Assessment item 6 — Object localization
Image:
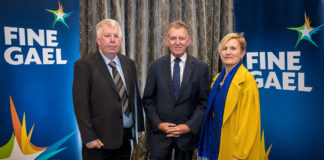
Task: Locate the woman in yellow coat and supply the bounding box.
[198,33,261,160]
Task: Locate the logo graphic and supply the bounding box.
[261,130,272,160]
[0,97,75,159]
[287,12,324,48]
[46,1,72,28]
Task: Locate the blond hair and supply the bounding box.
[218,33,246,54]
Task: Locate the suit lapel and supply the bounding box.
[94,52,119,95]
[177,55,194,99]
[119,54,132,96]
[163,55,176,101]
[222,65,245,125]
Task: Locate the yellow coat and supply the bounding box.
[212,64,261,160]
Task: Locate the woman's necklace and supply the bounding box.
[220,73,228,86]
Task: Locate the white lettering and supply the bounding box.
[4,47,23,65]
[251,71,263,87]
[268,51,285,70]
[2,27,68,66]
[282,72,296,91]
[260,52,266,70]
[19,28,26,46]
[298,73,312,92]
[25,48,42,64]
[55,48,67,64]
[246,52,258,69]
[46,30,58,47]
[27,29,45,46]
[4,27,17,45]
[43,48,55,64]
[245,51,311,92]
[264,72,281,89]
[287,51,302,70]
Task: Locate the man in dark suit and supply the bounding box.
[73,19,144,160]
[142,20,209,160]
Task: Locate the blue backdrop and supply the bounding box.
[0,0,81,159]
[234,0,324,159]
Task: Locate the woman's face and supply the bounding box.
[220,38,245,68]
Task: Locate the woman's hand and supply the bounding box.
[232,157,240,160]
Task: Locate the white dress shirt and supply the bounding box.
[171,53,187,85]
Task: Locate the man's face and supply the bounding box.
[96,24,122,57]
[166,27,191,57]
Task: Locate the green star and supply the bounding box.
[288,12,324,48]
[46,2,72,28]
[288,23,317,48]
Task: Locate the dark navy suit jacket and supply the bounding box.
[143,54,209,150]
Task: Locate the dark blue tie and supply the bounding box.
[173,58,181,98]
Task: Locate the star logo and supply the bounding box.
[46,1,72,28]
[287,12,324,48]
[0,96,75,159]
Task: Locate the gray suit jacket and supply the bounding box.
[73,52,144,149]
[143,54,209,150]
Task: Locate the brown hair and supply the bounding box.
[168,20,189,37]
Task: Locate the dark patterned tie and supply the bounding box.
[109,61,130,116]
[173,58,181,98]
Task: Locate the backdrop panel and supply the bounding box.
[234,0,324,159]
[0,0,81,159]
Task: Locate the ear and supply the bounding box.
[96,37,100,45]
[165,37,169,46]
[187,36,192,45]
[241,50,246,59]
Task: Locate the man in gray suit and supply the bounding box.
[143,20,209,160]
[73,19,144,160]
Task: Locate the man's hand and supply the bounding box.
[157,122,177,133]
[138,131,145,137]
[166,124,191,137]
[86,139,104,149]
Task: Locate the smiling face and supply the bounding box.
[166,27,191,57]
[220,38,246,69]
[96,24,122,59]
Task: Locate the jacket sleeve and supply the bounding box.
[233,73,261,159]
[131,60,145,132]
[185,63,210,135]
[142,63,162,131]
[72,60,98,144]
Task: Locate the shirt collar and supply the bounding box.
[171,53,187,63]
[99,51,120,66]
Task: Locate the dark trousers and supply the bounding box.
[150,141,194,160]
[82,128,132,160]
